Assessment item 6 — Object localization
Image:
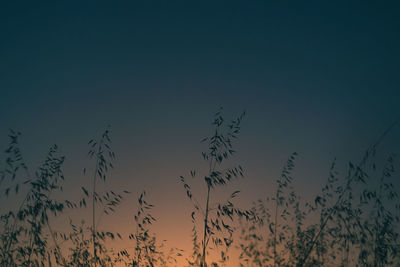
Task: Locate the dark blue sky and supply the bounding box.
[1,1,400,259]
[1,1,399,128]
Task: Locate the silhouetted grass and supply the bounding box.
[238,123,400,267]
[1,114,399,266]
[180,109,256,266]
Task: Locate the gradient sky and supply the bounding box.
[1,1,400,265]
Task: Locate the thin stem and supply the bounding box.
[92,142,102,267]
[201,183,211,267]
[46,220,67,266]
[200,139,218,267]
[273,188,279,267]
[25,215,36,265]
[92,164,98,266]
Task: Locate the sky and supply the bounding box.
[1,1,400,265]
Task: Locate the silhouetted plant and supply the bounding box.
[239,152,302,267]
[180,108,255,267]
[239,123,400,267]
[1,115,398,267]
[64,218,118,267]
[64,127,127,267]
[115,191,182,266]
[0,130,67,266]
[87,127,115,266]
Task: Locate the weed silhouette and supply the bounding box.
[1,115,399,266]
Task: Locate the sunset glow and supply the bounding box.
[1,1,400,266]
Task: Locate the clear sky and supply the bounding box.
[1,1,400,265]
